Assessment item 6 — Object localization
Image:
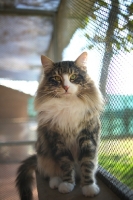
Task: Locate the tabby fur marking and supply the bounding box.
[16,52,104,200]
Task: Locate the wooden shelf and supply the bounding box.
[36,172,120,200]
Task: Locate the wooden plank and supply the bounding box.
[36,171,120,200]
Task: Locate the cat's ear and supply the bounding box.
[41,55,54,72]
[75,52,88,71]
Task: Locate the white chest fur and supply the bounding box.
[37,97,88,133]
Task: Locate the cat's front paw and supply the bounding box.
[58,182,75,193]
[82,183,100,197]
[49,177,62,189]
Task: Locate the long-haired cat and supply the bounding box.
[16,52,104,200]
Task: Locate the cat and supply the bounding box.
[16,52,104,200]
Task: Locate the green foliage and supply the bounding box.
[99,138,133,189]
[127,2,133,15]
[127,19,133,31]
[88,44,94,50]
[84,0,133,53]
[97,0,108,8]
[99,153,133,189]
[127,34,133,42]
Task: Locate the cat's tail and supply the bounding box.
[15,154,37,200]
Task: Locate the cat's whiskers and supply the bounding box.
[83,82,88,86]
[53,94,59,99]
[36,91,55,101]
[78,93,89,103]
[49,90,60,99]
[77,83,89,90]
[83,82,93,88]
[38,90,54,94]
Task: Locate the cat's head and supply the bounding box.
[35,52,103,111]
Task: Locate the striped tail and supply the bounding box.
[16,155,37,200]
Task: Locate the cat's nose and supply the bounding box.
[63,85,69,92]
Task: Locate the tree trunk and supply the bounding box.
[99,0,119,97]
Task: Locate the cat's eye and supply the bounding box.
[70,74,77,81]
[54,76,61,82]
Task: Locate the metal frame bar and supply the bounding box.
[53,12,58,61]
[98,166,133,200]
[0,8,55,16]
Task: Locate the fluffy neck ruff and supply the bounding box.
[35,94,102,133]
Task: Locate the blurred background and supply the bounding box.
[0,0,133,199]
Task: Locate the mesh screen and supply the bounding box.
[61,0,133,199]
[0,0,133,199]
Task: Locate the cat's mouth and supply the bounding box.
[62,92,73,96]
[63,92,71,95]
